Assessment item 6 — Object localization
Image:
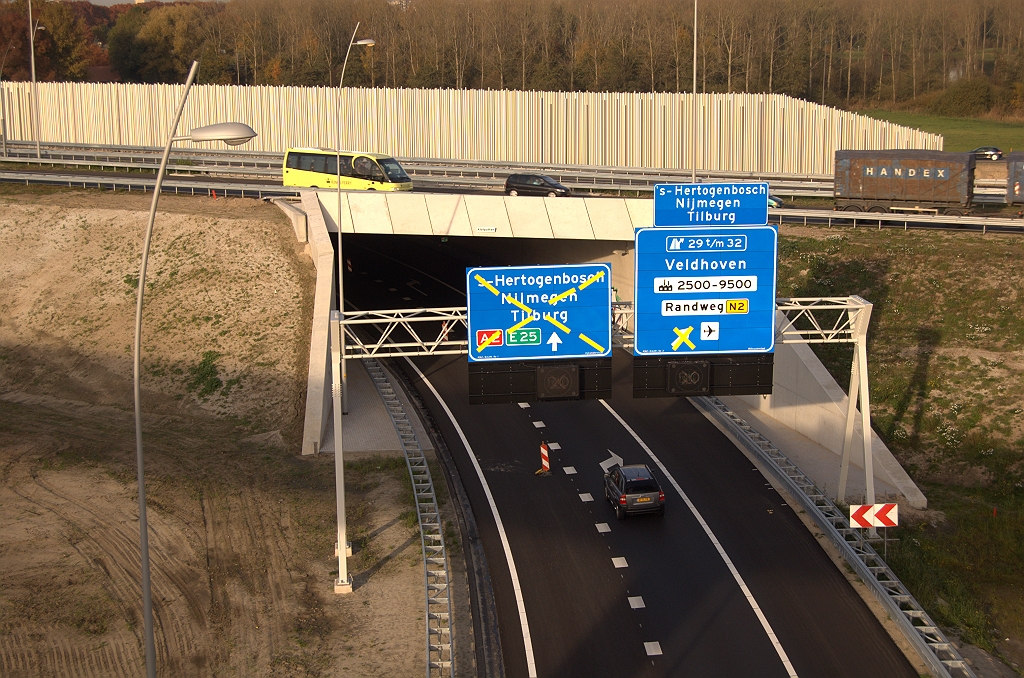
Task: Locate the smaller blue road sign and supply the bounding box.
[634,226,777,355]
[654,182,769,227]
[467,263,612,362]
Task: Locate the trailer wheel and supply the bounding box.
[943,208,964,217]
[842,205,863,212]
[868,205,888,213]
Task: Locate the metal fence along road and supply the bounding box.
[1,82,941,175]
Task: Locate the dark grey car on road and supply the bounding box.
[504,174,572,197]
[604,464,665,519]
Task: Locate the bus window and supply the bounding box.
[286,153,299,169]
[339,155,353,177]
[353,156,384,181]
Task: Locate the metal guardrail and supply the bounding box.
[0,168,298,199]
[774,207,1024,232]
[691,396,974,678]
[364,359,455,678]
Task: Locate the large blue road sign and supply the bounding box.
[654,182,769,227]
[633,226,777,355]
[467,263,612,362]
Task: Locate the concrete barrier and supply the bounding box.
[727,320,926,508]
[272,197,308,243]
[296,191,336,455]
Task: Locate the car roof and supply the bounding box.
[620,464,653,479]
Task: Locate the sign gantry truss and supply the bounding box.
[335,295,874,507]
[340,307,468,359]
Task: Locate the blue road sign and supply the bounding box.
[467,263,612,362]
[633,226,777,355]
[653,182,769,227]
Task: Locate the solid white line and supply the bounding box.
[598,399,800,678]
[405,358,538,678]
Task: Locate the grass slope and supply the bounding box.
[778,225,1024,668]
[857,109,1024,153]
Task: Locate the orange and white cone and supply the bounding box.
[535,441,551,475]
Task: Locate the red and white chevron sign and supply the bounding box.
[849,503,899,528]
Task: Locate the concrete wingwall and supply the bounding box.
[297,191,336,456]
[728,316,926,508]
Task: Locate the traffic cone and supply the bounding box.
[535,441,551,475]
[211,189,217,200]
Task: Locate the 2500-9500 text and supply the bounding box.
[654,276,758,293]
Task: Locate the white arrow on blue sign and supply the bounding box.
[654,182,770,227]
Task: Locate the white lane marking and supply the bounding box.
[644,641,663,656]
[548,442,561,450]
[406,359,538,678]
[518,402,531,409]
[599,449,623,473]
[628,596,645,609]
[612,557,628,568]
[533,421,546,428]
[598,399,800,678]
[595,523,611,533]
[579,493,594,502]
[562,466,577,475]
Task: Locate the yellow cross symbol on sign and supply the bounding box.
[672,326,695,351]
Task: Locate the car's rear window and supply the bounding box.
[626,479,659,493]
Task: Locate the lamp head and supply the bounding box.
[355,39,376,46]
[187,122,257,146]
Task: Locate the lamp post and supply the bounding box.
[692,0,697,183]
[132,60,256,678]
[332,22,374,596]
[26,0,44,159]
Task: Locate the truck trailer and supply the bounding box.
[1007,151,1024,206]
[834,150,975,215]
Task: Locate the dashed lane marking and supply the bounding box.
[611,557,628,568]
[595,523,611,533]
[579,493,594,502]
[548,442,561,450]
[598,399,800,678]
[518,403,531,408]
[628,596,645,609]
[533,421,546,428]
[563,466,577,475]
[644,642,663,656]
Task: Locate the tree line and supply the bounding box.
[1,0,1023,115]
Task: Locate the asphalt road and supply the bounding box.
[343,233,918,678]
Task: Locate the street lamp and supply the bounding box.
[26,0,44,159]
[332,22,374,596]
[692,0,697,183]
[132,60,256,678]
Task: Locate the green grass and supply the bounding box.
[778,225,1024,654]
[857,109,1024,153]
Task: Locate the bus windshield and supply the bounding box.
[379,158,411,183]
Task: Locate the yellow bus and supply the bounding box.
[282,148,414,191]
